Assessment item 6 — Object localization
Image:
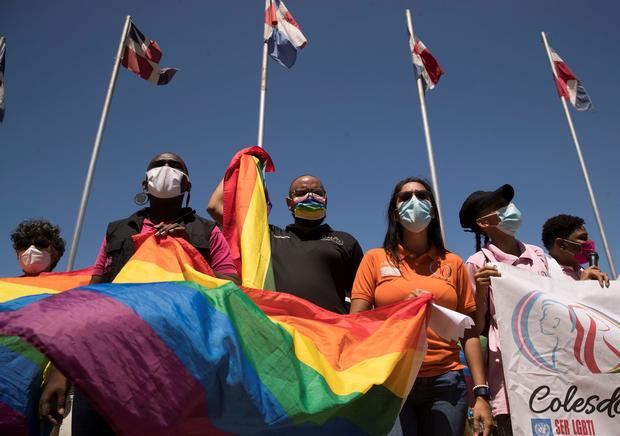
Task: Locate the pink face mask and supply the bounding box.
[574,240,596,264]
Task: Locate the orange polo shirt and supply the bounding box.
[352,246,476,377]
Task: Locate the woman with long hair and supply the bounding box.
[351,177,492,436]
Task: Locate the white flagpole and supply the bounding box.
[257,40,269,149]
[65,15,132,271]
[405,9,446,244]
[541,31,617,277]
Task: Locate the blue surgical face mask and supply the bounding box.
[398,196,433,233]
[496,203,522,236]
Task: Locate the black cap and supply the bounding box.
[459,184,515,231]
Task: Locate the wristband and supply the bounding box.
[473,384,490,399]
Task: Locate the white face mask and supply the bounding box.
[146,166,188,199]
[19,245,52,274]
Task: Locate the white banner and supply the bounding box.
[492,264,620,436]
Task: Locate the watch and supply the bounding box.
[473,385,491,399]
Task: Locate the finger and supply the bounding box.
[40,397,59,426]
[473,415,481,436]
[604,274,610,288]
[57,389,66,417]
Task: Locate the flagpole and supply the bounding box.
[541,31,617,277]
[65,15,132,271]
[405,9,446,244]
[257,41,269,149]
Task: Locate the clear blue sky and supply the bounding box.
[1,1,619,277]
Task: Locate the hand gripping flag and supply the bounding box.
[406,21,442,90]
[121,22,177,85]
[549,47,592,111]
[0,234,432,435]
[264,0,307,68]
[222,146,276,289]
[0,37,6,122]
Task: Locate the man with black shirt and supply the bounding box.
[208,174,363,313]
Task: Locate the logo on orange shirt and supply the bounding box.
[429,261,452,282]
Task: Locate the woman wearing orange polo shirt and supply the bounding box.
[350,177,492,436]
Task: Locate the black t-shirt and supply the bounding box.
[269,223,364,314]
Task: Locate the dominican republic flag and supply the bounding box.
[264,0,307,68]
[550,47,592,111]
[121,22,177,85]
[408,34,443,90]
[0,37,5,122]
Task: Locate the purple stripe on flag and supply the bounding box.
[0,290,226,436]
[0,401,27,436]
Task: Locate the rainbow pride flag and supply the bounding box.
[0,236,430,435]
[0,268,93,435]
[223,146,276,289]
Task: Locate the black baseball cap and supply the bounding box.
[459,184,515,231]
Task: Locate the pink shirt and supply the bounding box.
[466,242,549,416]
[93,218,237,277]
[546,255,582,281]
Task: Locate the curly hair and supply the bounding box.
[541,214,585,251]
[11,219,66,270]
[383,177,446,267]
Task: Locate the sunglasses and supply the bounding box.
[396,190,432,203]
[291,189,326,198]
[16,238,51,251]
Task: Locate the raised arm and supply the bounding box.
[207,178,224,226]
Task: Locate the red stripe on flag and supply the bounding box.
[122,46,155,81]
[145,40,162,64]
[418,46,443,86]
[265,2,277,25]
[283,11,302,30]
[553,61,575,99]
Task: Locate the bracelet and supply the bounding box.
[473,384,491,399]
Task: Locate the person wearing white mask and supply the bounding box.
[459,184,549,436]
[11,219,65,276]
[350,177,492,436]
[39,152,239,434]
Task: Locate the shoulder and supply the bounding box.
[523,243,546,256]
[465,250,486,266]
[442,251,466,267]
[324,227,361,246]
[362,248,387,262]
[268,224,288,237]
[523,243,548,263]
[106,210,145,233]
[192,212,216,228]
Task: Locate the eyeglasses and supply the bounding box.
[396,190,432,203]
[290,189,326,198]
[15,238,51,251]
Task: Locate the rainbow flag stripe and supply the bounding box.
[0,268,93,435]
[0,237,430,435]
[223,146,276,290]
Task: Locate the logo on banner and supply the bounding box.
[531,418,553,436]
[512,291,620,374]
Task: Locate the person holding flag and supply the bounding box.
[40,152,239,433]
[208,150,363,314]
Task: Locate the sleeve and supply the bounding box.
[465,261,479,298]
[92,236,111,276]
[455,258,476,315]
[207,226,239,276]
[466,256,490,332]
[351,251,378,305]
